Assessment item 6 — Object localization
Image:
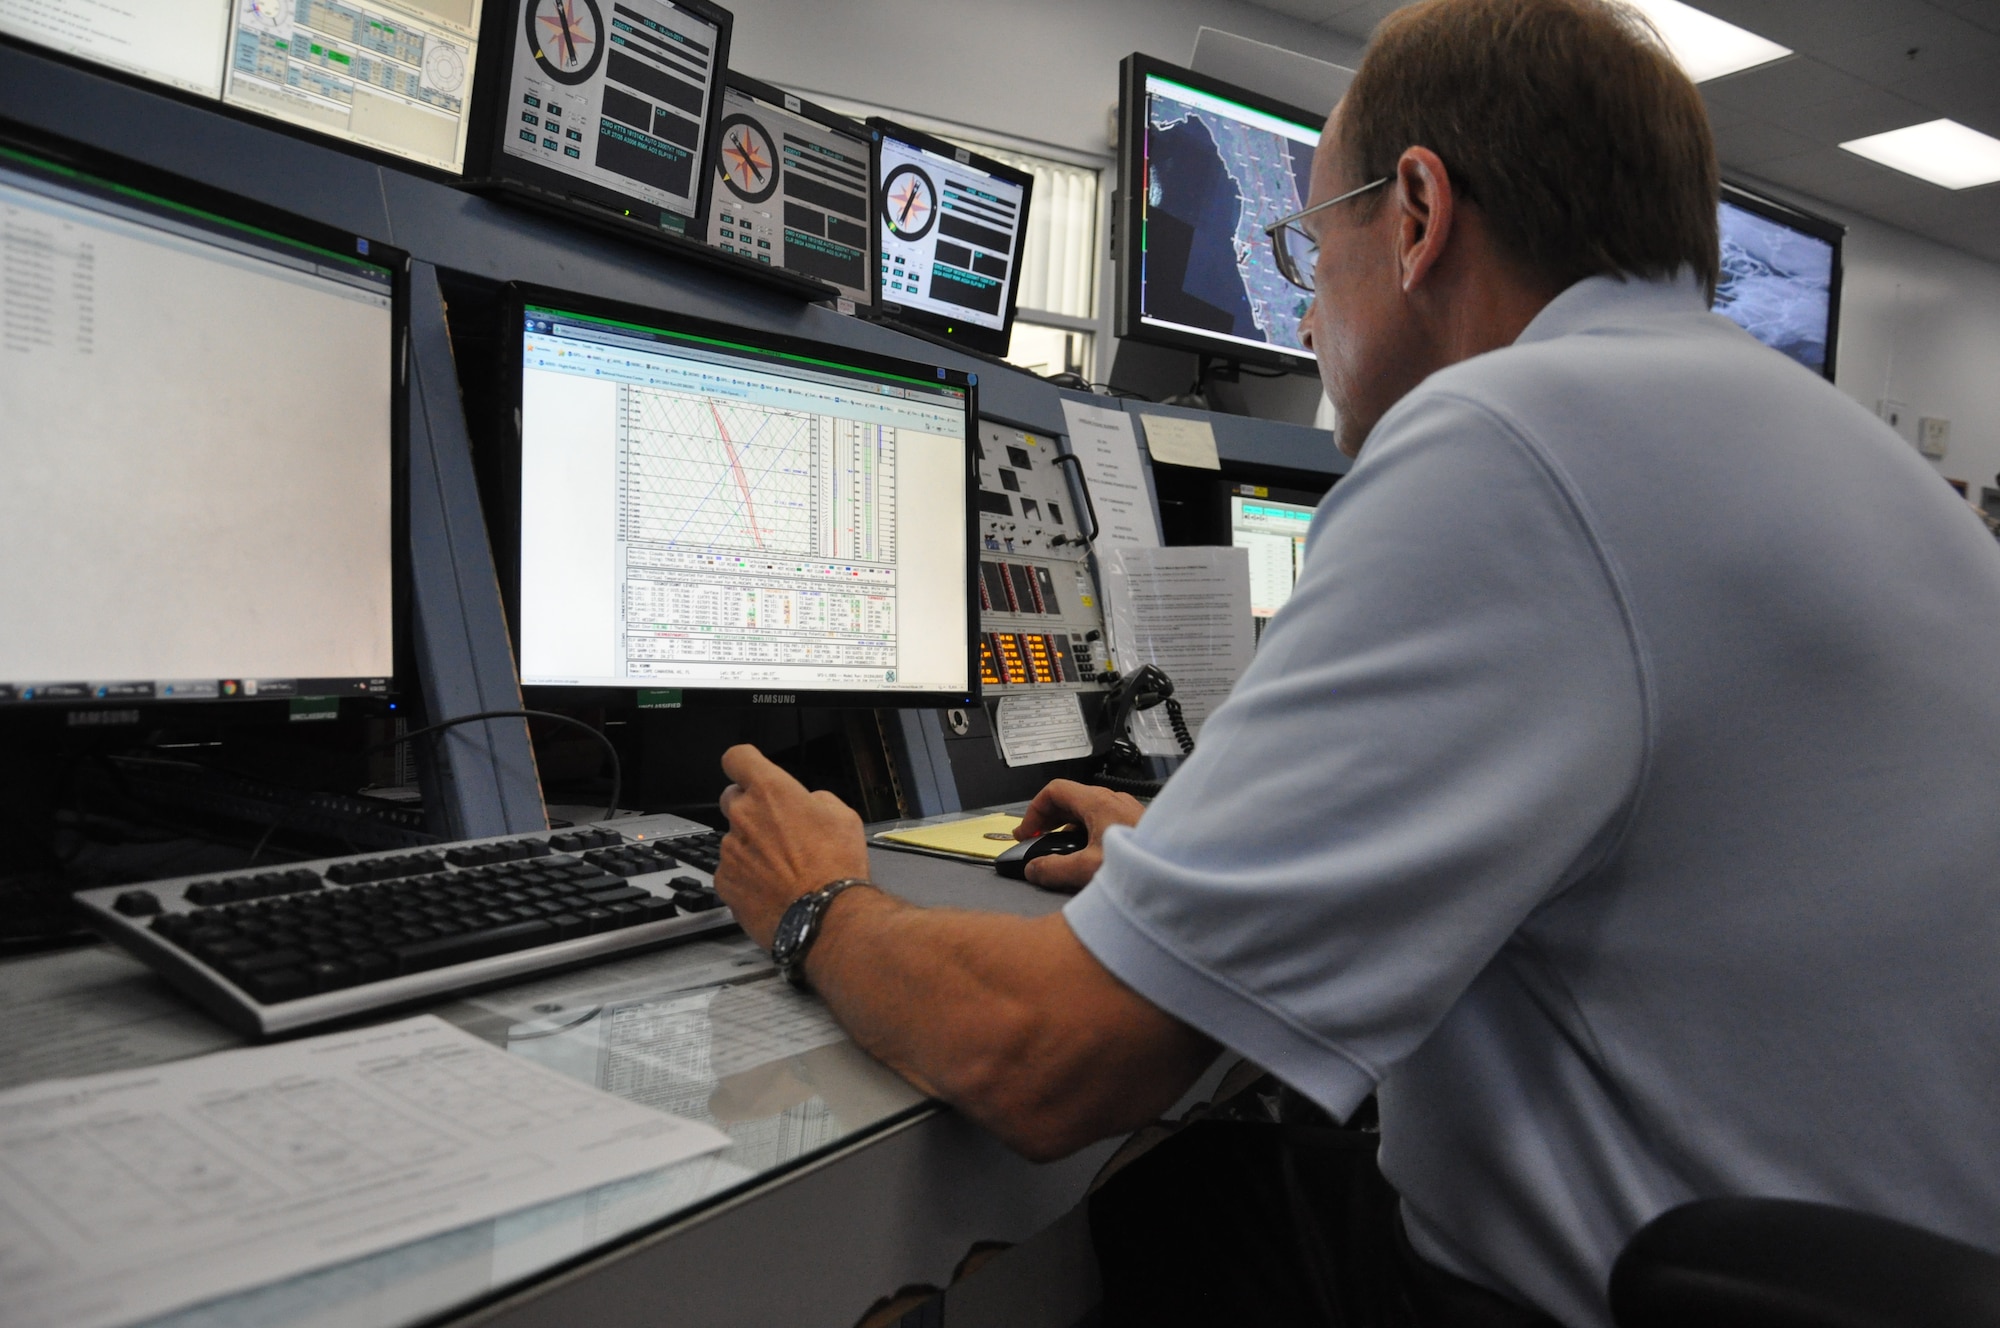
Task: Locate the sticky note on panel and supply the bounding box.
[1139,414,1221,469]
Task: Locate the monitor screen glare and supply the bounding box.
[877,131,1025,333]
[1137,71,1319,365]
[500,0,721,229]
[0,146,397,705]
[515,305,974,696]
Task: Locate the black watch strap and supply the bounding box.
[772,877,874,988]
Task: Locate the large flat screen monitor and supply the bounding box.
[499,284,980,708]
[1715,182,1842,381]
[869,118,1033,359]
[1115,53,1322,373]
[0,126,405,709]
[2,0,486,173]
[219,0,485,173]
[703,72,875,308]
[479,0,731,238]
[0,0,233,98]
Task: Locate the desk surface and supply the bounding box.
[0,841,1074,1328]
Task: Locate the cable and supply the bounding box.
[372,709,622,823]
[1163,697,1194,755]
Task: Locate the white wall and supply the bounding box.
[1827,210,2000,507]
[727,0,1361,158]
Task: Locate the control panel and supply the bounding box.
[975,420,1110,694]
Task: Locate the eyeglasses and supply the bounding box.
[1263,177,1390,293]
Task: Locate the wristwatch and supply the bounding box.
[770,878,874,989]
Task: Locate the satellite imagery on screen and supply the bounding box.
[1142,80,1318,356]
[1713,201,1835,376]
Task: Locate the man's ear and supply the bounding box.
[1395,146,1456,293]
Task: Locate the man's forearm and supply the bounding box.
[802,888,1218,1161]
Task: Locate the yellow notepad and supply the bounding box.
[875,812,1025,860]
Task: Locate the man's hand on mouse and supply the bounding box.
[715,744,872,948]
[1013,780,1146,892]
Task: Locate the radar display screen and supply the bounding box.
[1133,68,1319,366]
[1714,194,1839,379]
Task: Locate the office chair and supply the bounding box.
[1609,1196,2000,1328]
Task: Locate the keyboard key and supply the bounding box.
[392,919,555,974]
[305,960,356,992]
[243,967,312,1003]
[547,912,589,940]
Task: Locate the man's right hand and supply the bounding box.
[1012,780,1146,892]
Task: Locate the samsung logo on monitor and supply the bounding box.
[752,694,797,704]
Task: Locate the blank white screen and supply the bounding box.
[0,167,395,685]
[0,0,232,97]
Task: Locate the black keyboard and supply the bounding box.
[74,813,734,1038]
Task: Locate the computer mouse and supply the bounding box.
[993,827,1091,879]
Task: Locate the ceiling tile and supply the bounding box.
[1814,13,2000,85]
[1698,55,1877,113]
[1713,119,1820,166]
[1883,59,2000,129]
[1758,83,1933,142]
[1697,0,1923,51]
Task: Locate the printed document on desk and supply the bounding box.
[0,1015,730,1328]
[1102,546,1254,756]
[1058,400,1161,548]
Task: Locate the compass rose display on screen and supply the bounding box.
[527,0,603,85]
[883,163,937,242]
[717,113,778,203]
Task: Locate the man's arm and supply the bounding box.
[714,746,1218,1162]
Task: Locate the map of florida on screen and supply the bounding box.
[1140,75,1320,360]
[1713,200,1836,376]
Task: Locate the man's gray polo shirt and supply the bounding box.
[1066,272,2000,1327]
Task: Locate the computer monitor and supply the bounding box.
[478,0,731,238]
[703,72,875,308]
[1231,487,1317,621]
[1115,53,1322,374]
[219,0,486,173]
[869,119,1033,359]
[1,0,232,98]
[0,126,405,710]
[1715,183,1842,381]
[498,284,980,707]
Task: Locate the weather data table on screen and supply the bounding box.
[1139,73,1319,361]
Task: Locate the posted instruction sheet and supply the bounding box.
[1058,400,1161,548]
[1102,546,1255,756]
[0,1015,730,1328]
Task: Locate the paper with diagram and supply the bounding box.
[0,1014,729,1328]
[1101,545,1255,756]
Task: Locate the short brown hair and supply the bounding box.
[1342,0,1720,296]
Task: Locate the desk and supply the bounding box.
[0,845,1138,1328]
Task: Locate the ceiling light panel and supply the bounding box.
[1840,119,2000,190]
[1621,0,1792,82]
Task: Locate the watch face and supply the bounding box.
[771,893,816,963]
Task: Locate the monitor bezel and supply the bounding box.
[0,119,413,716]
[471,0,735,240]
[865,117,1035,359]
[708,71,879,313]
[495,281,983,710]
[1115,52,1326,376]
[1718,179,1844,383]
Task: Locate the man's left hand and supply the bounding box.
[715,744,872,947]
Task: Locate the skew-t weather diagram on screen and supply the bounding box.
[1713,199,1835,377]
[516,310,972,695]
[1139,74,1318,363]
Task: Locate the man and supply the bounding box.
[715,0,2000,1323]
